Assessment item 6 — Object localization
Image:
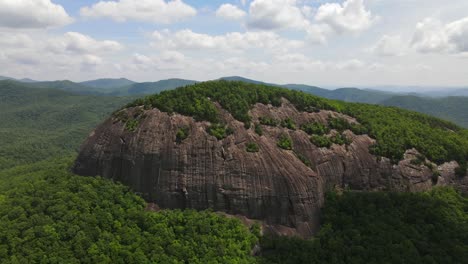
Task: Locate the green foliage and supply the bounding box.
[328,117,351,132]
[277,135,293,150]
[0,80,132,171]
[410,154,426,166]
[281,118,296,130]
[455,163,467,178]
[259,188,468,264]
[344,103,468,164]
[0,158,258,263]
[381,95,468,128]
[176,127,190,143]
[125,119,139,132]
[310,135,332,148]
[207,123,233,140]
[301,122,329,136]
[246,142,259,153]
[254,123,263,136]
[330,133,352,146]
[259,117,279,127]
[128,81,468,165]
[295,153,311,167]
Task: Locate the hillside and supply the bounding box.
[0,80,132,170]
[111,78,198,96]
[381,96,468,128]
[80,78,136,89]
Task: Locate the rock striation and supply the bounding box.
[73,100,467,237]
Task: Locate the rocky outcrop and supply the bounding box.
[73,100,467,238]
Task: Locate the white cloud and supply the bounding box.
[47,32,123,54]
[371,35,405,56]
[336,59,365,70]
[0,32,33,48]
[216,4,246,21]
[247,0,309,30]
[314,0,375,34]
[246,0,374,43]
[0,0,73,28]
[151,29,304,53]
[80,0,196,24]
[0,31,123,79]
[412,17,468,54]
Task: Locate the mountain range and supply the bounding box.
[2,75,467,127]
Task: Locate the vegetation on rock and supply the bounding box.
[246,142,260,153]
[277,135,293,150]
[176,127,190,143]
[207,123,234,140]
[128,81,468,166]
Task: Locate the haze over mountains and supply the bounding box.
[2,75,467,128]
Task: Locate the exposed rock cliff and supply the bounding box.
[73,100,467,237]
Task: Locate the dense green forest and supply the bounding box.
[381,95,468,128]
[0,80,133,170]
[260,188,468,264]
[129,80,468,167]
[0,158,258,263]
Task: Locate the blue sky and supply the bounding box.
[0,0,468,87]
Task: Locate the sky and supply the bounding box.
[0,0,467,87]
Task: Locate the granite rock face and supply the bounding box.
[73,101,466,237]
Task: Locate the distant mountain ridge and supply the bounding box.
[80,78,135,89]
[2,74,467,127]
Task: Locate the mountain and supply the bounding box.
[0,75,14,81]
[73,80,468,238]
[219,77,396,104]
[0,80,132,170]
[112,78,198,96]
[26,80,101,95]
[80,78,135,89]
[283,85,395,104]
[381,95,468,128]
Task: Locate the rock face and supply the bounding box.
[73,100,467,237]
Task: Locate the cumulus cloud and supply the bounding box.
[80,0,196,24]
[412,17,468,54]
[216,4,246,21]
[314,0,375,34]
[151,29,303,53]
[371,35,405,56]
[247,0,309,30]
[0,31,123,79]
[0,0,73,28]
[245,0,374,43]
[47,32,123,54]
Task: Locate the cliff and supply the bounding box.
[73,94,467,237]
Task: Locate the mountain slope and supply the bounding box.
[0,80,132,170]
[80,78,135,89]
[381,96,468,128]
[114,78,198,96]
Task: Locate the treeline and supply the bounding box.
[127,80,468,167]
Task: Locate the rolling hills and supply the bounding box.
[0,80,133,170]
